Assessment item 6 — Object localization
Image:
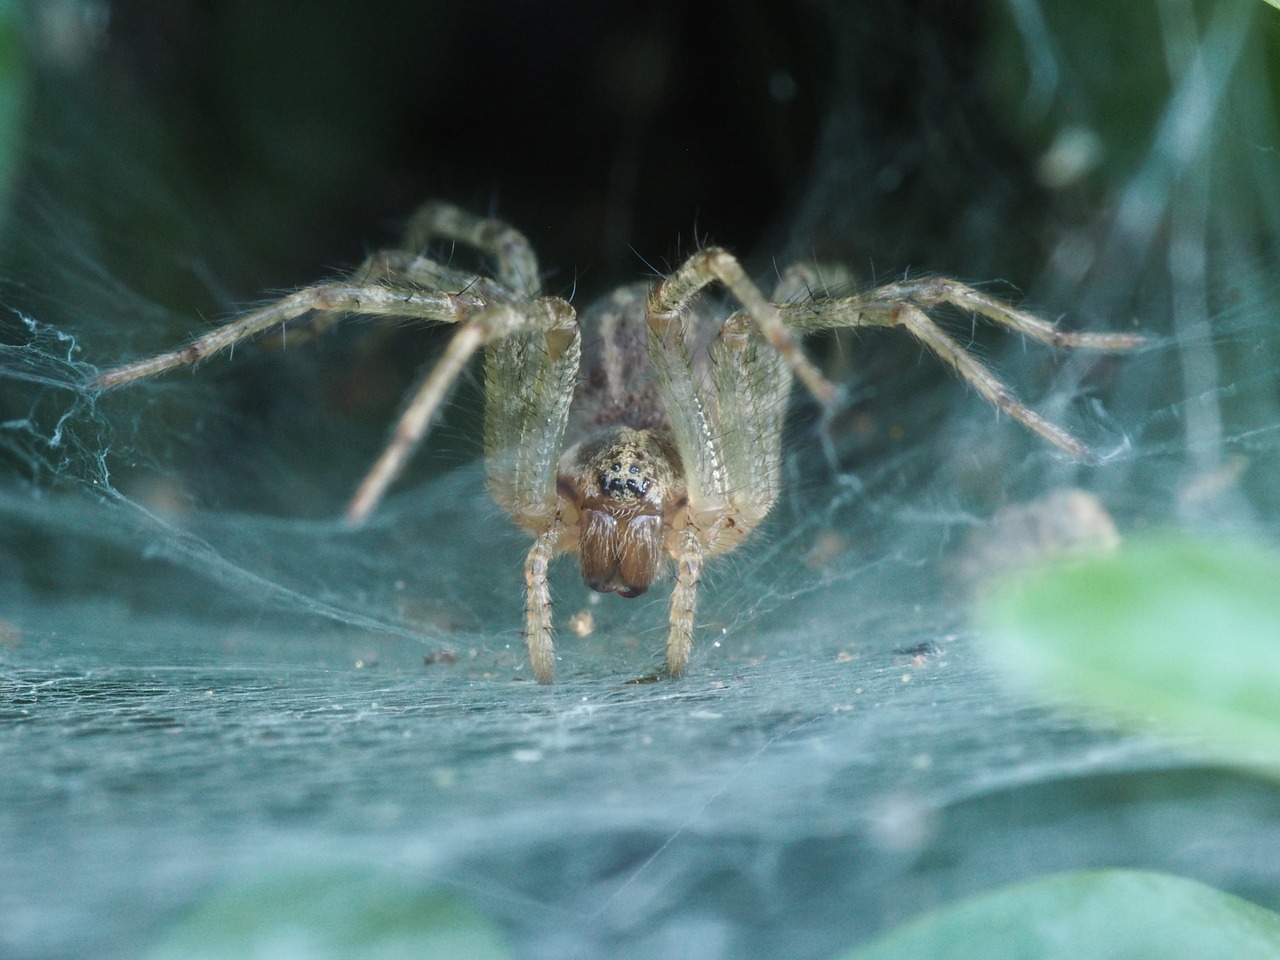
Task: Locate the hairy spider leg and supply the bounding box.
[401,201,542,298]
[665,526,704,678]
[279,201,541,351]
[645,309,795,678]
[770,262,859,305]
[482,299,582,684]
[650,247,840,407]
[347,297,577,524]
[90,284,484,390]
[256,200,545,361]
[523,523,562,684]
[776,282,1146,459]
[872,278,1146,351]
[352,249,513,300]
[260,251,517,352]
[708,310,792,529]
[893,302,1092,458]
[643,249,809,677]
[269,199,541,350]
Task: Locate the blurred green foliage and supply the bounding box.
[146,870,513,960]
[980,534,1280,775]
[153,866,1280,959]
[834,870,1280,960]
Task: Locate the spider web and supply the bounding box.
[3,2,1280,959]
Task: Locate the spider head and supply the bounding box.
[561,428,685,599]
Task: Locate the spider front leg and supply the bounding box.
[658,311,790,678]
[348,294,578,684]
[644,255,799,678]
[650,247,840,407]
[660,306,799,677]
[347,296,578,523]
[665,525,704,679]
[479,300,581,683]
[524,523,563,684]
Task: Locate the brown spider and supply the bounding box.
[92,202,1143,683]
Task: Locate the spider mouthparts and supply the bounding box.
[584,576,649,599]
[578,505,664,600]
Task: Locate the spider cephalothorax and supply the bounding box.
[92,201,1144,683]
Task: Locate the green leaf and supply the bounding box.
[979,534,1280,772]
[834,870,1280,960]
[146,870,513,960]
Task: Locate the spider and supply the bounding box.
[92,201,1143,683]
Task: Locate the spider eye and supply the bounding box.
[599,460,651,499]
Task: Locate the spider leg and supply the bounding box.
[651,307,801,679]
[643,252,842,540]
[483,302,580,684]
[91,283,484,390]
[893,301,1094,458]
[665,525,704,679]
[776,290,1133,459]
[707,311,791,531]
[645,254,801,677]
[524,522,561,684]
[873,277,1146,350]
[650,247,839,406]
[671,261,853,548]
[400,201,541,298]
[346,296,576,523]
[770,262,858,304]
[256,251,516,351]
[348,249,514,300]
[483,304,581,527]
[644,297,726,509]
